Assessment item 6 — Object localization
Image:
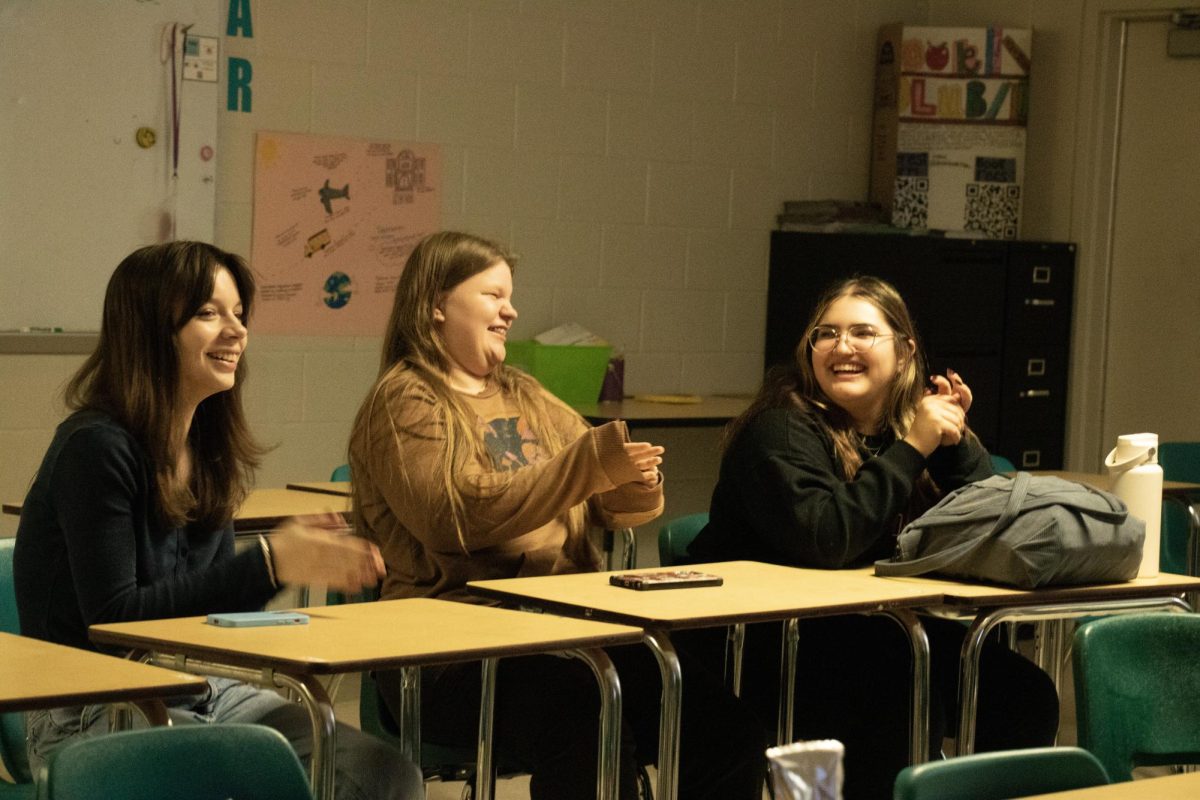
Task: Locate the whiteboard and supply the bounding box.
[0,0,218,332]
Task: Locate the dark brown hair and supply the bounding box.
[65,241,264,528]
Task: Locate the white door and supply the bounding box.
[1101,18,1200,450]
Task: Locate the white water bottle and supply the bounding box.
[1104,432,1163,578]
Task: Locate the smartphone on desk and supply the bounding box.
[205,611,310,628]
[609,570,723,590]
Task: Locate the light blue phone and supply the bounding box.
[205,611,309,627]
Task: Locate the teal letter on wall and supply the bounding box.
[227,0,253,37]
[228,58,252,112]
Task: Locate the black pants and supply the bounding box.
[679,614,1060,800]
[378,643,767,800]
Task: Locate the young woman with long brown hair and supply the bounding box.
[14,241,422,800]
[687,275,1059,800]
[348,230,766,799]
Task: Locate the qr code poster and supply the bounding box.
[890,125,1025,238]
[871,25,1030,239]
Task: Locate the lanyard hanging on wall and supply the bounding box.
[160,22,193,179]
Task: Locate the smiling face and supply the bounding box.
[433,260,517,391]
[176,266,247,412]
[810,294,909,431]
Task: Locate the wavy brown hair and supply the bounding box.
[351,231,587,553]
[64,241,264,528]
[725,275,930,481]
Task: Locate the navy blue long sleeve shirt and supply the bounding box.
[14,410,277,652]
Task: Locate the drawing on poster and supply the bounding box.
[251,131,441,334]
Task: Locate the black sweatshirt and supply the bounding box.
[14,410,277,652]
[689,406,992,569]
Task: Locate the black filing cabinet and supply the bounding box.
[766,232,1075,469]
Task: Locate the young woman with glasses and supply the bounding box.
[686,275,1059,800]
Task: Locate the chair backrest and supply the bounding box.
[657,512,709,567]
[1158,442,1200,574]
[893,747,1109,800]
[0,538,33,787]
[989,453,1017,474]
[42,724,313,800]
[1073,613,1200,782]
[330,463,351,482]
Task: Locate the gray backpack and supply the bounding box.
[874,472,1145,589]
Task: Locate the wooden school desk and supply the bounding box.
[878,570,1200,755]
[572,396,752,429]
[90,598,643,800]
[1014,771,1200,799]
[0,631,205,724]
[3,488,352,537]
[468,561,945,800]
[285,481,351,497]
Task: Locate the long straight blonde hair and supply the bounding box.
[351,231,588,553]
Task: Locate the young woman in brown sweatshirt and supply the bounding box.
[349,231,765,799]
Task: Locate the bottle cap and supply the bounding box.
[1104,432,1159,473]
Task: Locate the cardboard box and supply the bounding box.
[504,340,613,405]
[870,25,1032,239]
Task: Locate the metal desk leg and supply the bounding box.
[728,623,745,697]
[956,596,1191,756]
[569,648,624,800]
[877,610,931,766]
[476,658,498,800]
[396,666,421,765]
[620,528,637,570]
[643,631,682,800]
[275,673,338,800]
[776,619,799,746]
[148,656,339,800]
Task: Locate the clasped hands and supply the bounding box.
[904,369,973,456]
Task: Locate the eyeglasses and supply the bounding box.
[807,324,901,352]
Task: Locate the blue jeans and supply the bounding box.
[26,677,422,800]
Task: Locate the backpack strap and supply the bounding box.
[874,472,1033,578]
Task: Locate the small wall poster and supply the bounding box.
[250,131,441,334]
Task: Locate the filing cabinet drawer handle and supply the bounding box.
[1024,298,1056,307]
[1032,266,1052,284]
[1019,389,1052,399]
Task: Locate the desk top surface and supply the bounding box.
[878,570,1200,607]
[1014,772,1200,799]
[4,488,353,532]
[572,396,751,427]
[286,481,352,497]
[1030,470,1200,497]
[468,561,944,629]
[0,631,206,713]
[89,598,643,675]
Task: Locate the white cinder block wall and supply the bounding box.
[12,0,1027,551]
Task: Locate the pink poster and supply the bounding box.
[250,131,441,334]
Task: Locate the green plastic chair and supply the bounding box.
[0,538,35,799]
[989,453,1017,474]
[331,463,351,482]
[1073,613,1200,782]
[1159,442,1200,574]
[657,512,709,566]
[41,723,312,800]
[893,747,1109,800]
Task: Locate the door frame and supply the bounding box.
[1067,1,1174,469]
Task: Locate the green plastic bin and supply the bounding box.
[505,340,612,405]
